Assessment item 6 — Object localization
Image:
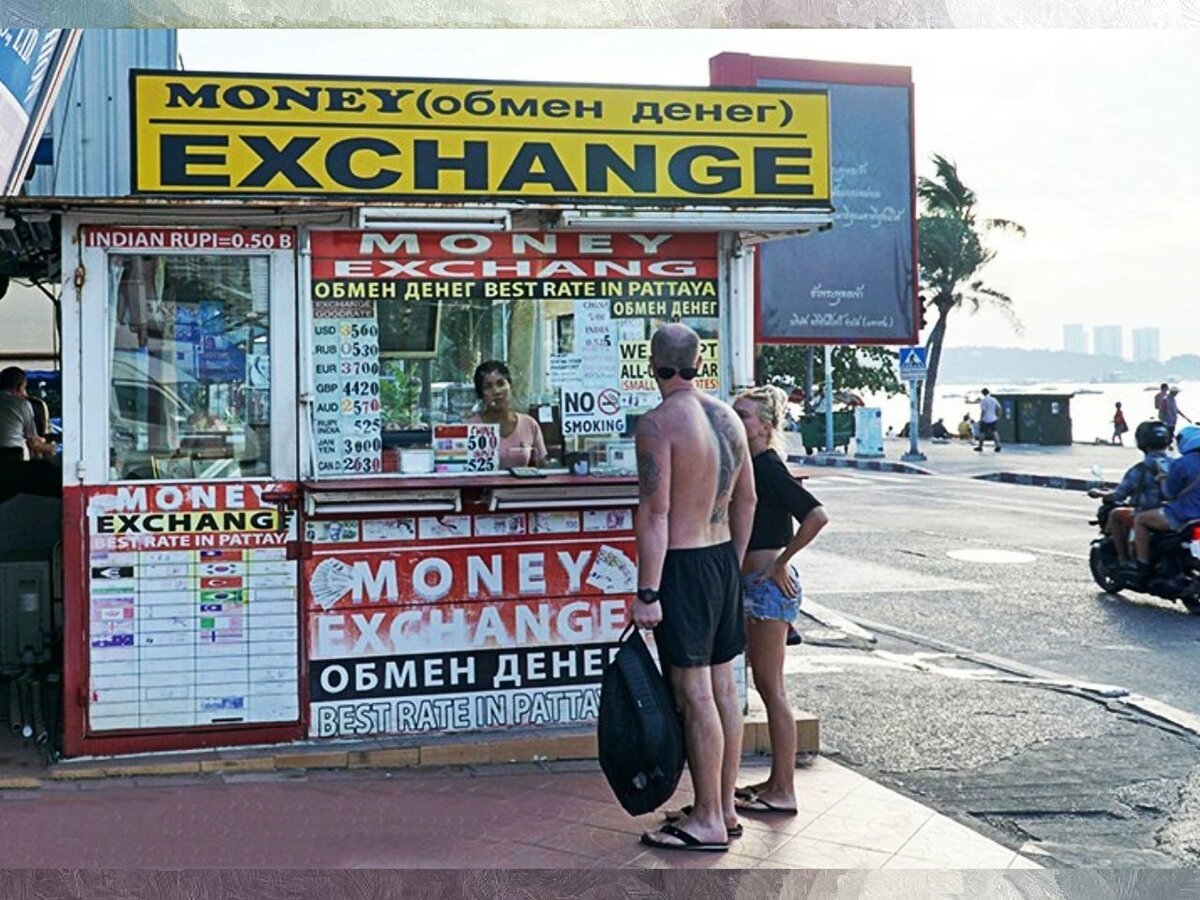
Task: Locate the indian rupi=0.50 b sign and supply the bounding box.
[130,71,831,204]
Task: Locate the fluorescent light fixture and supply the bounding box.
[314,501,459,515]
[305,488,462,515]
[555,208,833,233]
[355,206,511,232]
[489,496,634,512]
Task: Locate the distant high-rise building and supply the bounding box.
[1062,323,1087,354]
[1093,325,1124,360]
[1132,327,1161,363]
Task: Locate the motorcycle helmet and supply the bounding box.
[1135,419,1173,452]
[1177,424,1200,455]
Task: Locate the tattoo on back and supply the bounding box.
[704,404,741,525]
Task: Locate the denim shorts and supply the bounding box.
[742,566,801,622]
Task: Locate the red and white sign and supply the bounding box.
[310,230,717,279]
[84,482,300,734]
[304,538,637,612]
[312,230,716,262]
[310,595,629,659]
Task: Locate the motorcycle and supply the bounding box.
[1089,497,1200,614]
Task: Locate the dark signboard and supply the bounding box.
[711,54,918,345]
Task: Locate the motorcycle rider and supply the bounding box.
[1129,424,1200,586]
[1088,420,1172,566]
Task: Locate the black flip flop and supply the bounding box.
[735,795,799,816]
[663,805,743,838]
[640,823,729,852]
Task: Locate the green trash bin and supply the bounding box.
[799,411,855,453]
[992,393,1073,445]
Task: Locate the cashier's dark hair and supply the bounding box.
[473,360,512,398]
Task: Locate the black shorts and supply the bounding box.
[980,422,998,439]
[653,542,745,668]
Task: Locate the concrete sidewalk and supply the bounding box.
[0,752,1042,869]
[790,433,1140,490]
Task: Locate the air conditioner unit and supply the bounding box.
[0,560,53,669]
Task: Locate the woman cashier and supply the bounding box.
[466,360,547,469]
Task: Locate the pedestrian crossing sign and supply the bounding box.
[898,346,927,380]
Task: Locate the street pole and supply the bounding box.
[824,344,835,455]
[902,377,926,462]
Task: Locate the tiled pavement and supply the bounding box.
[0,754,1044,869]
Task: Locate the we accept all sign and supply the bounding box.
[130,71,831,204]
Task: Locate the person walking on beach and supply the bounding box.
[1154,383,1170,419]
[1112,402,1129,445]
[974,388,1002,452]
[1160,387,1191,434]
[631,322,755,853]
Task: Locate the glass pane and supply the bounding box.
[108,253,271,481]
[310,231,720,477]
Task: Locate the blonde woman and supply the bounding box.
[730,384,828,815]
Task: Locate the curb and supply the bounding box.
[972,472,1118,492]
[786,453,1123,493]
[788,454,935,476]
[0,712,819,791]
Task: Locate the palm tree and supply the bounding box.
[917,154,1025,432]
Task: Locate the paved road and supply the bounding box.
[786,468,1200,866]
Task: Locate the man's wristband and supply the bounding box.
[636,588,660,605]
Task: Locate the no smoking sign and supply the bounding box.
[561,385,626,436]
[596,388,621,416]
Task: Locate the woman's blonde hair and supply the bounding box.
[735,384,789,451]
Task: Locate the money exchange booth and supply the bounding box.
[56,70,832,757]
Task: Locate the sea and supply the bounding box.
[862,380,1198,444]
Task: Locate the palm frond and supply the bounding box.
[983,217,1027,236]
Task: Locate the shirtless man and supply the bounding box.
[632,323,756,853]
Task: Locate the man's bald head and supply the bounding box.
[650,323,701,370]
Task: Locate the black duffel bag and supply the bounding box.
[597,623,685,815]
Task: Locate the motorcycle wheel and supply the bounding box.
[1089,543,1123,593]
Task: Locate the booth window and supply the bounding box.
[107,254,272,481]
[309,231,720,478]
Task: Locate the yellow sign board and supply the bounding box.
[132,72,830,204]
[619,339,721,393]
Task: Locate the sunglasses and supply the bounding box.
[651,364,698,381]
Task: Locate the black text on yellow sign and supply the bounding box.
[132,74,831,203]
[619,339,720,391]
[96,509,283,535]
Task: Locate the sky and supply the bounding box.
[179,29,1200,359]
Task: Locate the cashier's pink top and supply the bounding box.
[466,412,547,469]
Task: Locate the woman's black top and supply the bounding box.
[747,449,822,551]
